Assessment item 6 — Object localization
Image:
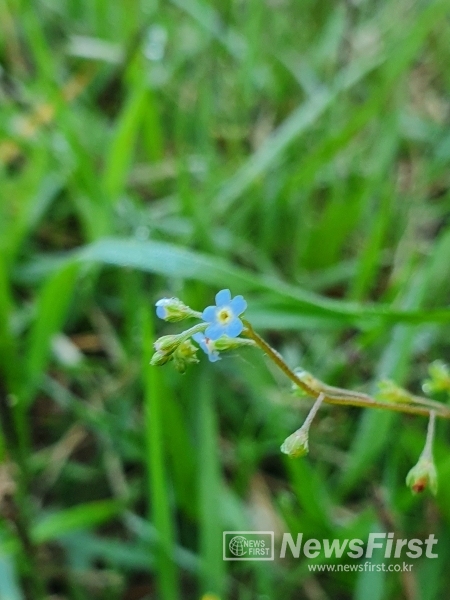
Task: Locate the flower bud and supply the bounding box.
[151,324,207,369]
[376,379,413,404]
[150,351,173,366]
[173,340,199,373]
[406,457,438,495]
[281,427,309,458]
[213,336,256,352]
[422,361,450,396]
[154,334,182,355]
[280,393,325,459]
[155,297,200,322]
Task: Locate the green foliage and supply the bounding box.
[1,0,450,598]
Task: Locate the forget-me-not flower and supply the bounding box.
[192,332,221,362]
[202,289,247,340]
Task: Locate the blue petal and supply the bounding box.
[192,333,209,354]
[192,333,205,343]
[156,305,167,319]
[224,318,244,338]
[230,295,247,316]
[208,352,221,363]
[202,306,217,323]
[205,323,224,340]
[199,341,209,354]
[215,289,231,306]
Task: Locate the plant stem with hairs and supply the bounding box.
[242,319,450,420]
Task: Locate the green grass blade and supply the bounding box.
[102,80,149,200]
[24,262,79,405]
[143,307,179,600]
[77,238,450,325]
[198,373,226,597]
[33,500,124,543]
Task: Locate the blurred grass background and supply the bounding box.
[1,0,450,598]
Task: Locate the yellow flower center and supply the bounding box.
[217,307,232,324]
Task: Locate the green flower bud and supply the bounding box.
[154,334,182,355]
[151,324,207,369]
[422,361,450,396]
[173,340,199,373]
[406,457,438,496]
[376,379,413,404]
[280,427,309,458]
[155,297,201,322]
[406,411,438,496]
[213,336,256,352]
[281,393,325,459]
[150,351,173,366]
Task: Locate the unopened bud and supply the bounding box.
[152,323,207,369]
[406,457,438,495]
[213,336,256,352]
[150,351,173,366]
[154,334,182,355]
[173,340,199,373]
[376,379,413,404]
[422,361,450,396]
[406,411,438,495]
[155,297,200,322]
[281,427,309,458]
[281,393,325,459]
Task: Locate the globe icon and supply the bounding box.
[229,535,247,557]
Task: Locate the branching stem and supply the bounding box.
[242,320,450,420]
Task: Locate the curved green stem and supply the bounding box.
[242,319,450,420]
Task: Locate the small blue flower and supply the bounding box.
[192,333,221,362]
[202,289,247,340]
